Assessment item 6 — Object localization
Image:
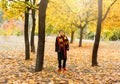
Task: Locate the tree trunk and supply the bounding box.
[24,0,30,60]
[70,31,75,43]
[92,0,102,66]
[30,0,36,52]
[79,28,83,47]
[35,0,48,72]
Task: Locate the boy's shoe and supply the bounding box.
[63,68,67,71]
[58,69,61,72]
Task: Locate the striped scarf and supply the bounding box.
[57,35,69,49]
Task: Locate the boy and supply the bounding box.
[55,30,69,72]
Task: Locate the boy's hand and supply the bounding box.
[58,50,60,52]
[67,48,69,51]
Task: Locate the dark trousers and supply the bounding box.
[58,50,67,69]
[58,59,66,69]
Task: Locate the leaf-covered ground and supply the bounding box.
[0,36,120,84]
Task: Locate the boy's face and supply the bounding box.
[60,31,64,36]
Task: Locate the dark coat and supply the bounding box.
[55,35,69,60]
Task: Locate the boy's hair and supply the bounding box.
[59,30,64,33]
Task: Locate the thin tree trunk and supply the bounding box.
[24,0,30,60]
[92,0,102,66]
[79,28,83,47]
[35,0,48,72]
[30,0,36,52]
[70,31,75,43]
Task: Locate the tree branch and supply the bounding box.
[62,0,75,13]
[87,18,97,23]
[83,23,87,29]
[72,22,80,28]
[102,0,118,22]
[79,15,83,23]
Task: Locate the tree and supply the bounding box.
[44,0,77,41]
[24,0,30,60]
[70,28,75,43]
[92,0,118,66]
[72,0,97,47]
[92,0,102,66]
[0,0,34,59]
[35,0,48,72]
[61,0,97,47]
[0,0,38,59]
[30,0,36,52]
[46,0,97,45]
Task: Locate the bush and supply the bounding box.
[109,35,117,41]
[87,32,95,40]
[102,29,120,41]
[16,31,22,36]
[109,29,120,41]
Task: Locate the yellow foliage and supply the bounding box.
[6,28,12,36]
[0,0,120,35]
[102,0,120,30]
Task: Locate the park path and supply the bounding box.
[0,36,120,84]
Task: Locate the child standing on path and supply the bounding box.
[55,30,69,72]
